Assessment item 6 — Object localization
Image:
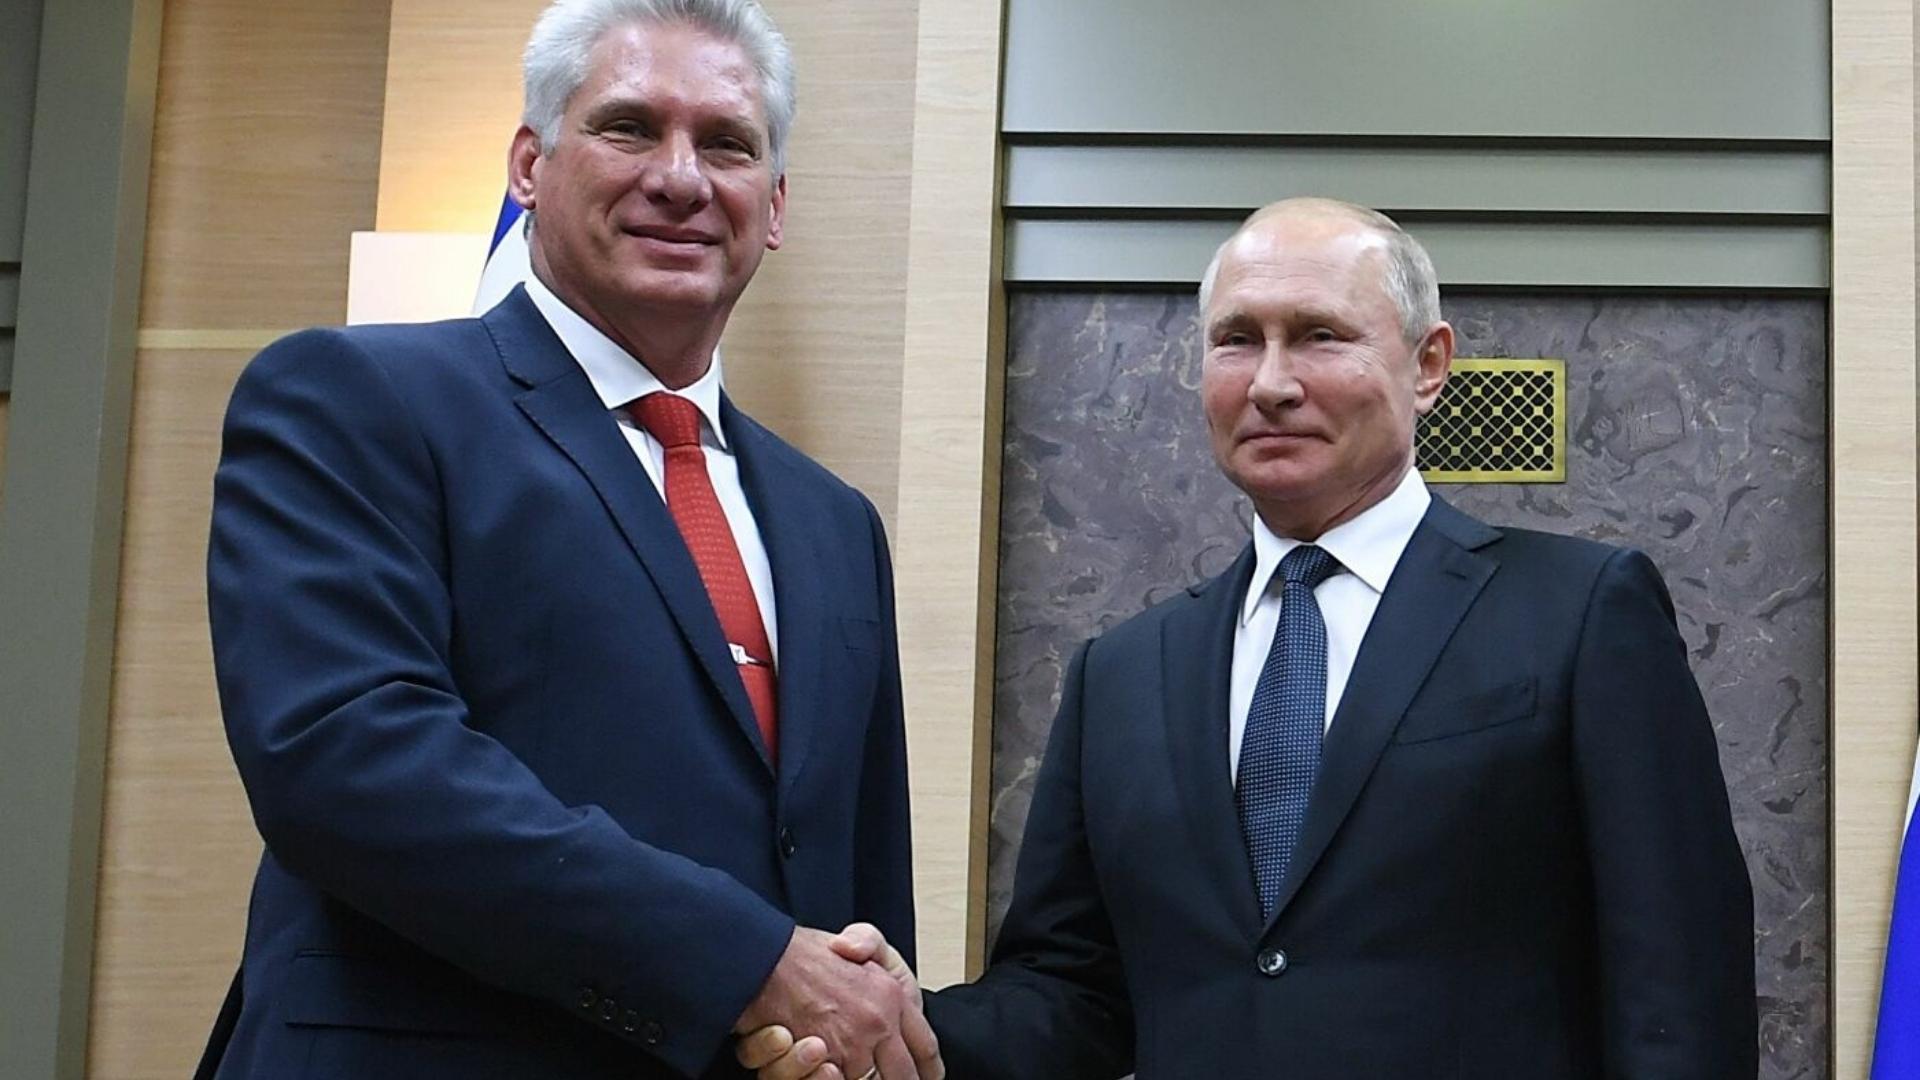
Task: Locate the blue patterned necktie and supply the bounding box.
[1236,543,1344,922]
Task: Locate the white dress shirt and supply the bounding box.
[524,275,779,665]
[1228,466,1430,783]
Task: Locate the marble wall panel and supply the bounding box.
[989,290,1828,1076]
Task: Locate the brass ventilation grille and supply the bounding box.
[1416,359,1566,483]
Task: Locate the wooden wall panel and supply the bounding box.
[87,350,254,1078]
[375,0,537,234]
[892,0,1005,985]
[86,0,390,1075]
[1831,0,1919,1074]
[716,0,914,521]
[138,0,388,332]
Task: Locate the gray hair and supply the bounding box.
[522,0,797,175]
[1197,199,1442,345]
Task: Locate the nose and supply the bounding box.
[1247,343,1304,411]
[640,131,713,211]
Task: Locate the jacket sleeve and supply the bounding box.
[208,329,793,1077]
[925,642,1134,1080]
[1569,548,1758,1077]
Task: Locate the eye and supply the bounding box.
[705,133,760,159]
[601,118,651,140]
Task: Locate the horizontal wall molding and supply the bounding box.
[1004,0,1828,140]
[136,328,295,351]
[1005,217,1830,290]
[1006,143,1831,217]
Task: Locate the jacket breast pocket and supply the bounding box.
[1390,677,1538,745]
[839,615,883,654]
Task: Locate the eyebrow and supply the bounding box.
[582,97,764,144]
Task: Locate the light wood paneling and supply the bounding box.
[374,0,912,518]
[892,0,1006,986]
[1831,0,1919,1075]
[87,0,390,1075]
[715,0,915,520]
[375,0,537,234]
[138,0,388,330]
[87,350,255,1079]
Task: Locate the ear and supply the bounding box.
[507,125,544,211]
[1410,321,1454,415]
[764,173,787,251]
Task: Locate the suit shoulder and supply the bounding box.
[1084,564,1235,660]
[1487,524,1639,572]
[1482,525,1673,612]
[242,318,495,393]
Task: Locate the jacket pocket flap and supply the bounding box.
[1391,677,1538,744]
[282,952,518,1035]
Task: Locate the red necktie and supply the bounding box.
[629,393,778,762]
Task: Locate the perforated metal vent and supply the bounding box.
[1416,359,1566,483]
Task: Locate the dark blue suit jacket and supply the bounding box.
[928,498,1756,1078]
[200,288,914,1079]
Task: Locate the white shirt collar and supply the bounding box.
[1241,465,1433,626]
[522,274,730,450]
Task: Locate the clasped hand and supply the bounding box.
[734,923,940,1080]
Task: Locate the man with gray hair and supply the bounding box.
[198,1,938,1077]
[743,197,1756,1078]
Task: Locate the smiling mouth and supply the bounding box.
[623,227,716,246]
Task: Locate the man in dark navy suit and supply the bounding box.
[198,1,940,1077]
[743,198,1757,1079]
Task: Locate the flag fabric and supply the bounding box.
[474,192,531,315]
[1874,742,1920,1079]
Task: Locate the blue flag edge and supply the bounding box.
[1872,766,1920,1079]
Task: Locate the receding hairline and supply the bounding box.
[1236,197,1400,253]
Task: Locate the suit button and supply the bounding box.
[641,1020,664,1045]
[577,987,598,1011]
[779,828,797,858]
[621,1009,639,1034]
[1256,948,1288,977]
[600,998,618,1022]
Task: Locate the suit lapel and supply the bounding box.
[1161,546,1266,933]
[484,290,770,773]
[725,398,828,800]
[1263,496,1501,926]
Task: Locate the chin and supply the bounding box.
[618,274,723,312]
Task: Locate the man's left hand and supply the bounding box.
[736,923,939,1080]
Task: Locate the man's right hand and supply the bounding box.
[735,926,938,1079]
[736,924,940,1080]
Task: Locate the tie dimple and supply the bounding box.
[1236,543,1343,921]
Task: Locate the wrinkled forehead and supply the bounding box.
[578,20,766,114]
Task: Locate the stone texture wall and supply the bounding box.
[989,290,1828,1077]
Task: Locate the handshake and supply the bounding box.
[733,923,943,1080]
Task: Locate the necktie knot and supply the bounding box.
[629,392,703,450]
[1280,544,1342,590]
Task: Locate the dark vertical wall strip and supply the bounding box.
[989,290,1828,1078]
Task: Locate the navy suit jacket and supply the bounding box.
[200,287,914,1079]
[928,497,1756,1078]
